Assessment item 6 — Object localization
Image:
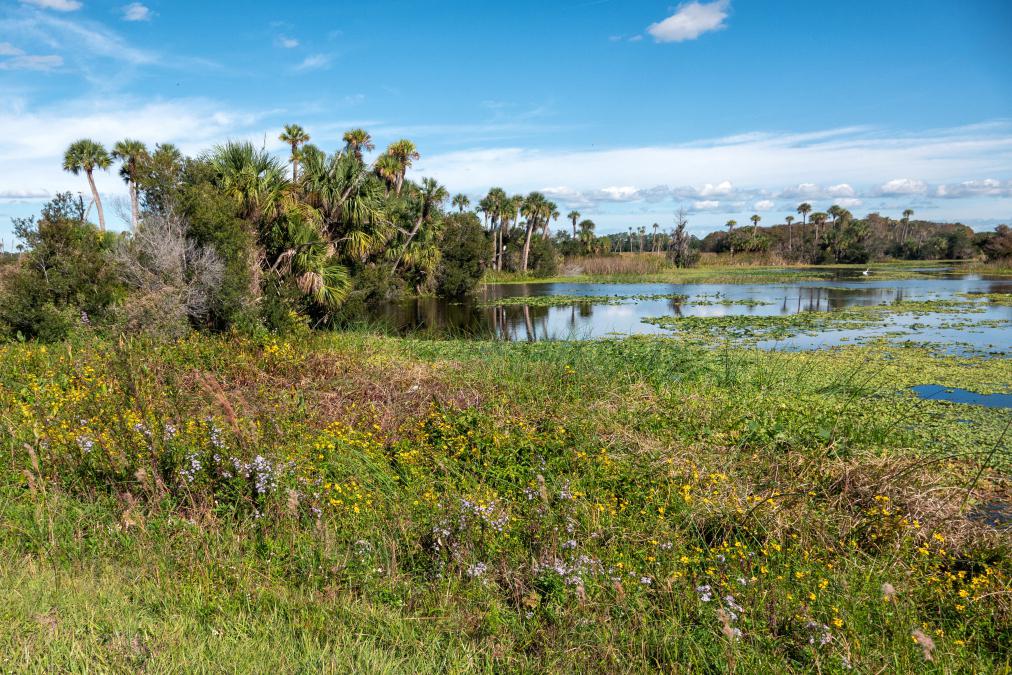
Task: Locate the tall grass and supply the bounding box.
[0,333,1009,671]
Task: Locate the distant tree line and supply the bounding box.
[696,204,1011,264]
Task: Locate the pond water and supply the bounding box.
[369,274,1012,353]
[911,385,1012,409]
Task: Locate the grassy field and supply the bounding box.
[1,331,1009,672]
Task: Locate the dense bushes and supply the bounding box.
[0,194,122,341]
[436,212,492,297]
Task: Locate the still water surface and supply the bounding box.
[369,274,1012,352]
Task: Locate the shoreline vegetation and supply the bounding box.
[0,129,1010,671]
[482,256,1012,287]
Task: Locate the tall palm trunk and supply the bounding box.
[290,142,299,182]
[86,168,105,232]
[499,218,508,271]
[393,215,425,274]
[520,219,536,273]
[494,221,501,271]
[129,180,140,232]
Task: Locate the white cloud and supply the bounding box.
[276,35,299,49]
[5,12,158,66]
[693,200,720,210]
[936,178,1012,198]
[834,197,863,208]
[0,53,63,70]
[778,182,820,198]
[827,183,856,197]
[294,53,331,71]
[0,96,270,217]
[20,0,82,11]
[122,3,152,21]
[878,178,928,195]
[647,0,730,43]
[0,189,51,199]
[598,186,639,201]
[754,199,775,211]
[419,122,1012,213]
[698,180,734,196]
[0,42,63,70]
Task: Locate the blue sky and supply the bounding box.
[1,0,1011,246]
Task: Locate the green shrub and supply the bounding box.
[436,213,491,297]
[527,234,559,278]
[0,193,121,341]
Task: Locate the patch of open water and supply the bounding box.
[370,274,1011,353]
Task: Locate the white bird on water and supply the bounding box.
[862,269,870,276]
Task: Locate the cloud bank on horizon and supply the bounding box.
[1,0,1010,238]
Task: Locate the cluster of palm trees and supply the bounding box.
[717,201,904,261]
[61,125,455,312]
[62,138,161,233]
[475,188,561,272]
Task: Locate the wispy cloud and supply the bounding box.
[936,179,1012,199]
[275,35,299,49]
[416,122,1012,225]
[294,53,331,71]
[0,42,62,70]
[0,188,51,199]
[877,178,928,196]
[20,0,81,11]
[0,96,272,208]
[647,0,730,43]
[122,3,152,22]
[5,12,157,65]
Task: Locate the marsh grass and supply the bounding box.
[0,333,1009,672]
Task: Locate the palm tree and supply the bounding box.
[342,128,375,162]
[279,124,310,182]
[110,140,147,226]
[827,204,842,228]
[797,202,812,226]
[785,215,795,254]
[111,139,148,232]
[520,191,548,273]
[901,208,914,243]
[374,153,401,193]
[210,141,287,226]
[452,194,470,213]
[393,177,448,273]
[726,219,737,257]
[543,203,559,239]
[386,139,420,195]
[480,187,508,270]
[567,210,580,237]
[63,139,112,231]
[578,219,596,255]
[300,149,390,260]
[810,212,828,246]
[274,213,352,310]
[652,223,660,252]
[750,213,761,239]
